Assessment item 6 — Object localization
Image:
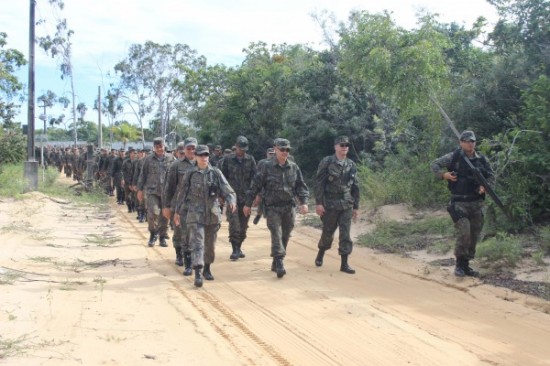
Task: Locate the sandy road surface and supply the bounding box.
[1,179,549,365]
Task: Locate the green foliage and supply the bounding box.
[0,164,26,196]
[358,147,448,209]
[0,32,26,126]
[357,216,453,253]
[476,233,523,267]
[0,131,26,165]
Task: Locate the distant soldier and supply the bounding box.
[122,148,137,213]
[209,145,223,166]
[314,136,360,274]
[175,144,236,287]
[244,138,309,278]
[132,148,148,222]
[111,149,125,204]
[218,136,257,260]
[252,147,276,225]
[137,138,175,247]
[163,137,197,270]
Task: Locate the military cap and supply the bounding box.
[119,148,126,152]
[235,136,249,151]
[195,144,210,156]
[215,145,222,151]
[153,137,164,146]
[224,148,232,154]
[128,147,136,153]
[274,138,291,149]
[176,142,186,151]
[334,136,350,145]
[184,137,198,148]
[267,147,275,154]
[460,130,476,141]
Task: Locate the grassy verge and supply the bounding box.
[0,164,107,205]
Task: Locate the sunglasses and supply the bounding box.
[278,147,291,153]
[339,143,350,148]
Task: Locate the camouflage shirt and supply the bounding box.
[314,154,360,210]
[137,153,175,196]
[122,157,134,184]
[177,165,236,225]
[245,158,309,207]
[163,157,195,209]
[218,152,257,204]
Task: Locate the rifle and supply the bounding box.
[458,150,511,219]
[430,94,511,220]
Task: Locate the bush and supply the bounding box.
[476,233,523,267]
[0,131,26,165]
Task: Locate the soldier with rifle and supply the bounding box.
[431,130,495,277]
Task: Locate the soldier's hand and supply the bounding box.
[162,207,172,220]
[443,172,458,182]
[352,209,359,222]
[252,195,261,207]
[316,204,325,217]
[243,206,251,217]
[227,203,237,214]
[174,213,180,227]
[299,204,308,215]
[137,190,144,203]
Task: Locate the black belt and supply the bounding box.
[451,194,483,202]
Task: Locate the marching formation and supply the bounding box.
[40,129,493,287]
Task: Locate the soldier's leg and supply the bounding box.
[337,208,354,256]
[179,212,193,276]
[189,223,205,268]
[266,207,284,258]
[145,194,159,246]
[172,215,183,266]
[318,209,339,251]
[204,224,219,265]
[237,203,251,257]
[468,202,485,260]
[280,206,295,253]
[226,206,242,260]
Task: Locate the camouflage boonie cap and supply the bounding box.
[195,145,210,155]
[153,137,164,146]
[460,130,476,141]
[274,138,291,149]
[183,137,198,148]
[334,136,350,144]
[235,136,249,151]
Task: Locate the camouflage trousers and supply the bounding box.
[452,200,485,260]
[317,207,353,256]
[146,194,169,237]
[265,205,296,258]
[188,222,220,268]
[113,176,124,202]
[226,202,251,245]
[173,209,191,253]
[124,185,134,208]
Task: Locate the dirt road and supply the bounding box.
[1,182,549,365]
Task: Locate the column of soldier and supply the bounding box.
[95,135,358,288]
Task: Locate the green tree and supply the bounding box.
[111,121,140,149]
[0,32,26,128]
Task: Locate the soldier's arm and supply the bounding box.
[294,166,309,205]
[314,157,330,205]
[350,162,360,210]
[430,152,454,179]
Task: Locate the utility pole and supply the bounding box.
[98,86,102,148]
[38,101,48,169]
[23,0,38,192]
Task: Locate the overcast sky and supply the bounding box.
[2,0,498,127]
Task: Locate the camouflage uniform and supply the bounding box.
[177,145,236,286]
[314,146,360,257]
[111,151,125,204]
[137,147,175,244]
[122,149,136,212]
[219,136,257,260]
[132,150,147,221]
[245,139,309,267]
[164,138,196,269]
[431,130,495,276]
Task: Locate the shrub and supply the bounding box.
[476,233,523,267]
[0,131,26,165]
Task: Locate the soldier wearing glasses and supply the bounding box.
[314,136,360,274]
[243,138,309,279]
[431,130,495,277]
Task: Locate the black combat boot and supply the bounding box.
[183,252,193,276]
[454,257,466,277]
[315,249,325,267]
[271,258,276,272]
[275,257,286,278]
[147,231,157,247]
[175,249,183,266]
[238,242,245,258]
[139,210,146,223]
[229,242,240,261]
[159,236,168,247]
[136,209,140,220]
[463,259,479,277]
[194,267,203,287]
[203,264,214,281]
[127,204,132,213]
[340,255,355,274]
